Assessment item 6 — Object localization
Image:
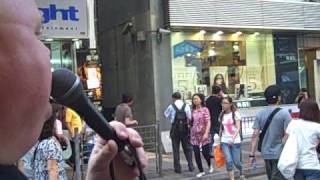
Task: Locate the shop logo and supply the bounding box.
[39,4,79,24]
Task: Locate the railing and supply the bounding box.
[133,123,162,175]
[240,116,256,140]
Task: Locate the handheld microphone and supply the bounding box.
[50,68,142,171]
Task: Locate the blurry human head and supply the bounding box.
[299,100,320,123]
[39,113,56,141]
[192,93,205,109]
[264,85,281,105]
[122,93,134,106]
[214,74,225,86]
[172,92,182,101]
[222,96,236,112]
[0,0,52,164]
[212,85,222,95]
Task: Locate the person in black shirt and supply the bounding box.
[0,1,147,179]
[206,85,223,163]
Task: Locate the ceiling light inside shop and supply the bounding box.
[200,30,206,34]
[253,32,260,36]
[186,53,192,57]
[235,31,242,36]
[215,31,224,36]
[72,38,79,41]
[45,38,54,42]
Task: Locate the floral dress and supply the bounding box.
[190,107,211,146]
[33,136,67,180]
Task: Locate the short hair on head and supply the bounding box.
[264,85,281,104]
[172,92,181,99]
[212,85,222,94]
[122,93,133,103]
[299,100,320,123]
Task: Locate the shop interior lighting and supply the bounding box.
[72,38,79,41]
[200,30,206,34]
[215,31,224,36]
[253,32,260,36]
[45,38,54,42]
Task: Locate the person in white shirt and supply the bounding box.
[164,92,194,173]
[285,100,320,179]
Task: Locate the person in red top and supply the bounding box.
[190,93,213,177]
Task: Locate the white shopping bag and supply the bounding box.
[278,134,299,179]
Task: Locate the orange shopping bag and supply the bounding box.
[213,145,225,168]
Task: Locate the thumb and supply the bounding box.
[88,140,118,173]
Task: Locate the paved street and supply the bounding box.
[147,140,266,180]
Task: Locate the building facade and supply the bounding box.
[98,0,320,130]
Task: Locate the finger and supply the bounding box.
[136,147,148,169]
[126,128,144,147]
[110,121,129,140]
[89,140,118,172]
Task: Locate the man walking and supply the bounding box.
[206,85,223,158]
[164,92,194,173]
[250,85,291,180]
[115,93,138,127]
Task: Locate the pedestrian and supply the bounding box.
[250,85,291,180]
[206,85,223,164]
[115,93,138,127]
[285,100,320,179]
[0,1,147,179]
[190,93,213,177]
[296,88,310,109]
[33,113,68,180]
[164,92,194,173]
[219,96,244,180]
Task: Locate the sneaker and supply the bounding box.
[196,172,205,178]
[240,175,246,180]
[208,166,214,173]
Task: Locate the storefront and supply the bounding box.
[167,0,320,115]
[36,0,102,105]
[171,31,320,115]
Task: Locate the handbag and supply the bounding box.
[214,145,225,168]
[278,133,299,179]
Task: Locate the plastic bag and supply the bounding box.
[278,134,299,179]
[214,145,225,168]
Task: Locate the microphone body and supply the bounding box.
[51,69,135,166]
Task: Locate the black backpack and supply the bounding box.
[172,103,188,133]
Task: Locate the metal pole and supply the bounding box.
[74,128,82,180]
[157,122,163,176]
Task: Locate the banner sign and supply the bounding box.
[36,0,88,39]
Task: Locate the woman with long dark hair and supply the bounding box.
[33,113,67,180]
[219,97,244,180]
[214,74,227,94]
[190,93,212,177]
[285,100,320,179]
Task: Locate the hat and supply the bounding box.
[264,85,281,100]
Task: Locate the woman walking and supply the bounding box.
[33,113,68,180]
[190,93,213,177]
[219,97,244,180]
[285,100,320,179]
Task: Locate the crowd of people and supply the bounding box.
[165,85,320,180]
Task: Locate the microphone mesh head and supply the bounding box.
[51,69,78,99]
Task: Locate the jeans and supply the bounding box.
[294,169,320,180]
[221,143,242,172]
[193,144,211,172]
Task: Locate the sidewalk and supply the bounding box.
[147,140,266,180]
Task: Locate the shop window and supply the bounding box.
[171,32,289,107]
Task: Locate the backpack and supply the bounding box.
[172,103,188,133]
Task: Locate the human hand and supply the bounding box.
[203,133,209,141]
[86,121,147,180]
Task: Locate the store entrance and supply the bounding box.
[304,48,320,102]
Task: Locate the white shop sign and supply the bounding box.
[36,0,88,39]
